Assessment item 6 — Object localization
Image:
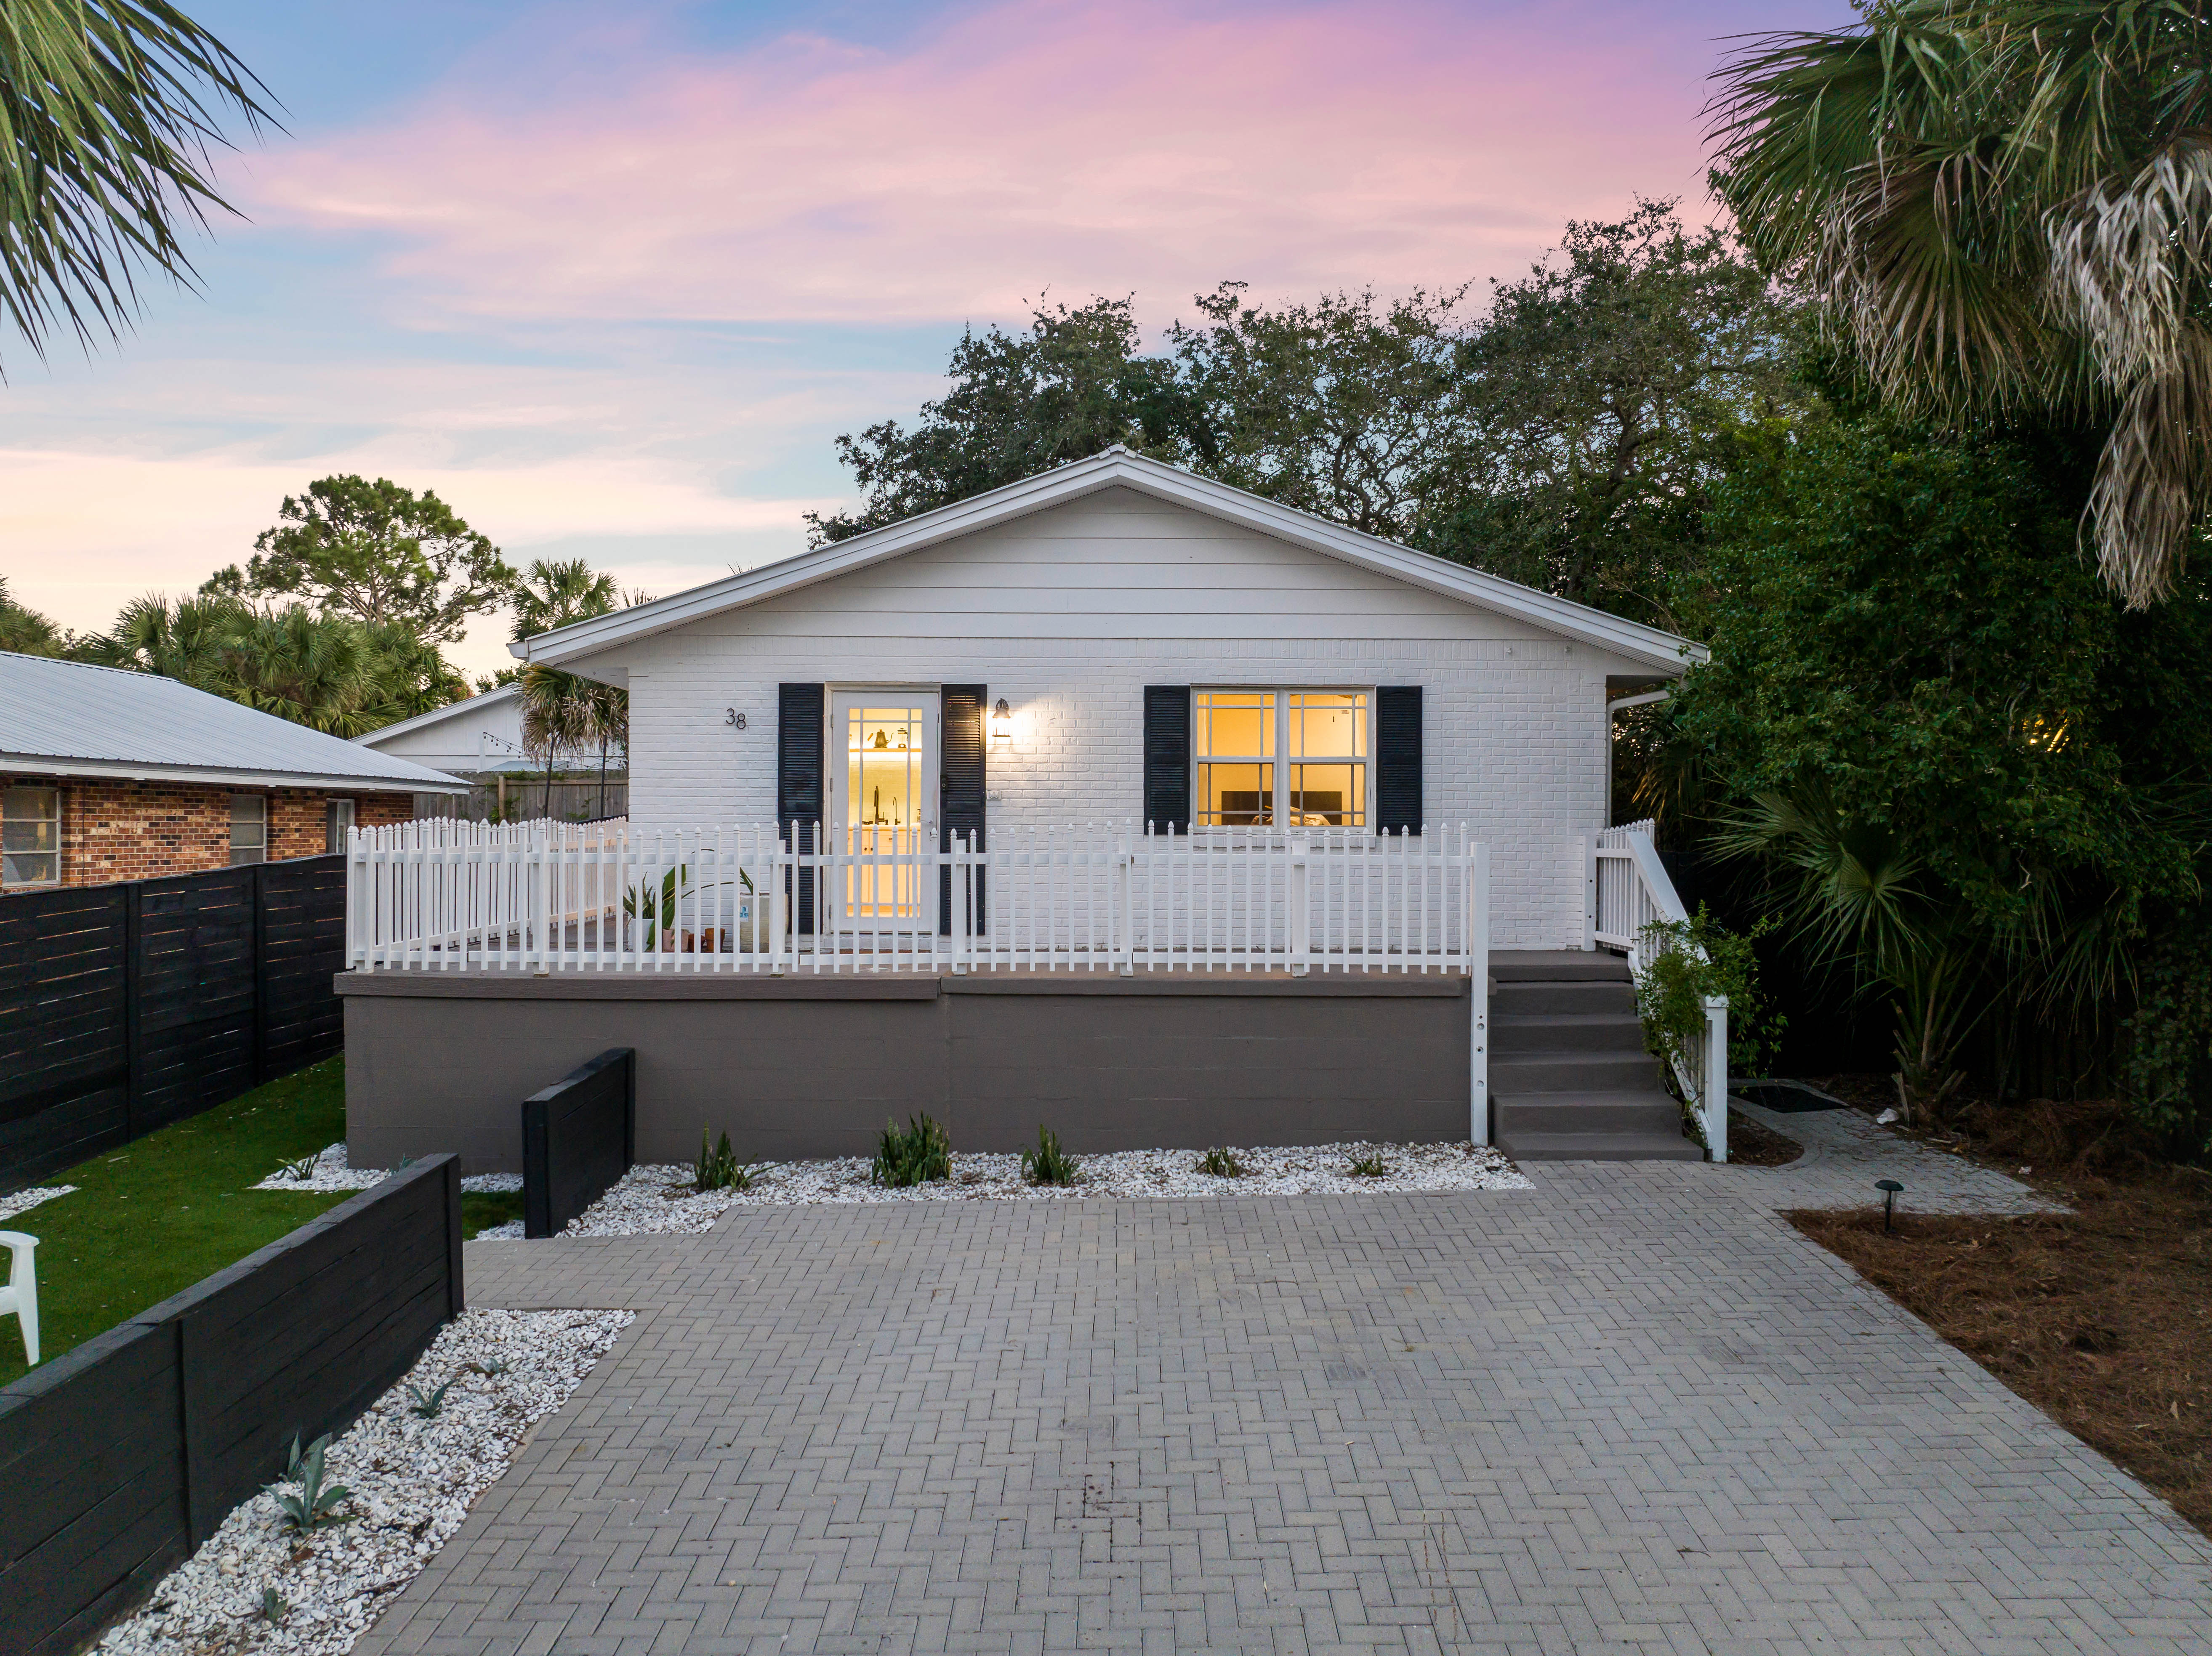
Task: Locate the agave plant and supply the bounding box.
[1709,0,2212,607]
[267,1433,350,1532]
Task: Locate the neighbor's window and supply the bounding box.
[325,797,356,853]
[2,786,61,887]
[229,794,267,866]
[1194,690,1368,827]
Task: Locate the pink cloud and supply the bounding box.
[250,0,1732,325]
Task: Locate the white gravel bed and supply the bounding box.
[0,1184,76,1223]
[97,1307,630,1656]
[253,1144,521,1194]
[556,1141,1530,1236]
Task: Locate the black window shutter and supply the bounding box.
[939,685,986,936]
[1143,686,1191,833]
[1376,686,1423,835]
[777,683,824,932]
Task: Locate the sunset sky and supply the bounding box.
[2,0,1849,681]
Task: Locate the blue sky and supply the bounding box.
[2,0,1849,681]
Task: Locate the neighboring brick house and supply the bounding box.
[1,652,467,893]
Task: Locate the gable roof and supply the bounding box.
[0,653,469,793]
[513,448,1708,675]
[352,682,519,746]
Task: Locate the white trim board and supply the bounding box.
[514,449,1708,676]
[0,755,468,793]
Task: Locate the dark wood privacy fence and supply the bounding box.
[0,854,347,1191]
[523,1047,636,1238]
[0,1155,463,1656]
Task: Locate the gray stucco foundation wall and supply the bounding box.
[338,970,1472,1172]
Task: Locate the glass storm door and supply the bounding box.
[828,690,937,924]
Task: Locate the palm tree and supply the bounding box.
[509,558,620,642]
[216,604,379,734]
[1709,1,2212,606]
[0,574,67,654]
[2,0,276,362]
[1712,788,1985,1124]
[509,561,637,818]
[85,591,240,682]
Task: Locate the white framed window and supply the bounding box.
[2,785,61,887]
[1193,689,1369,827]
[325,797,356,853]
[228,794,267,866]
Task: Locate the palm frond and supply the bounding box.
[0,0,279,361]
[2087,320,2212,605]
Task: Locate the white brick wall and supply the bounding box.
[587,489,1667,950]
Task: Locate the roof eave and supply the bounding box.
[516,449,1709,673]
[0,754,470,793]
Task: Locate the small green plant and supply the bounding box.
[1634,906,1782,1081]
[1197,1147,1243,1178]
[871,1114,951,1187]
[1347,1152,1389,1178]
[693,1128,756,1191]
[269,1434,351,1532]
[407,1379,455,1419]
[282,1151,319,1182]
[261,1586,287,1625]
[1022,1125,1080,1187]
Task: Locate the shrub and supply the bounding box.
[1197,1147,1243,1178]
[872,1114,951,1187]
[694,1129,755,1191]
[1347,1152,1388,1178]
[1022,1125,1080,1186]
[1634,906,1780,1081]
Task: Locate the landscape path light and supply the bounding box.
[1876,1179,1903,1234]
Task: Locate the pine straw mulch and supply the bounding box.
[1786,1090,2212,1536]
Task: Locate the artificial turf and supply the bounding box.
[0,1057,524,1387]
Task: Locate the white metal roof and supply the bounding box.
[514,447,1711,675]
[0,652,470,793]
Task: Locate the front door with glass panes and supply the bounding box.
[827,690,938,926]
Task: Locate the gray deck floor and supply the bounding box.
[358,1151,2209,1655]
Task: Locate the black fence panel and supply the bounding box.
[523,1048,635,1238]
[0,885,130,1184]
[0,1156,462,1656]
[0,856,348,1192]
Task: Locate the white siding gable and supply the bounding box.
[599,487,1648,948]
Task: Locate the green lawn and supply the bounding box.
[0,1058,524,1387]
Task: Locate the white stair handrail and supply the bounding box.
[1592,824,1728,1163]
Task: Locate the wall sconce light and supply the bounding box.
[990,697,1013,747]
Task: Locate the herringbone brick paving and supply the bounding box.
[357,1166,2212,1655]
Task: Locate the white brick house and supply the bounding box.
[513,448,1705,950]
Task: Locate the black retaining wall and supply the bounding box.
[523,1047,636,1238]
[0,855,349,1191]
[0,1156,463,1656]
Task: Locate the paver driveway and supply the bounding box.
[360,1162,2212,1655]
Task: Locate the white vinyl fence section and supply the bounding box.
[1593,820,1728,1162]
[348,819,1489,981]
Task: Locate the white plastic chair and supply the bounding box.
[0,1232,38,1367]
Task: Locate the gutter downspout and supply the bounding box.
[1606,688,1672,827]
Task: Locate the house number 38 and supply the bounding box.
[724,708,746,729]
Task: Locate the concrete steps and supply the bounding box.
[1488,951,1701,1162]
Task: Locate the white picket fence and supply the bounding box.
[347,818,1490,981]
[1593,819,1728,1162]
